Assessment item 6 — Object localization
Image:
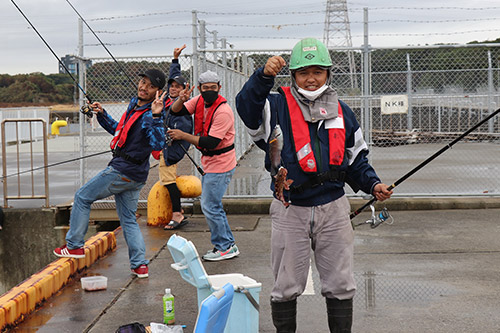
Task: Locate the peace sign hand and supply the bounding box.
[179,83,195,102]
[152,90,167,115]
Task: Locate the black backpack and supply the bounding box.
[115,322,146,333]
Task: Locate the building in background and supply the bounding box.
[58,55,91,75]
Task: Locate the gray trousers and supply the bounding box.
[269,195,356,302]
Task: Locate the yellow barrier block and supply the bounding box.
[24,287,37,313]
[147,176,202,227]
[176,175,202,198]
[0,307,5,331]
[147,181,172,226]
[2,300,17,327]
[0,231,118,332]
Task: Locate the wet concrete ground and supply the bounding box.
[11,207,500,333]
[3,136,500,332]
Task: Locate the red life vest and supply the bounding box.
[110,107,149,149]
[165,98,174,109]
[193,94,235,156]
[194,94,227,137]
[281,86,345,173]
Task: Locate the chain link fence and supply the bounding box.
[81,43,500,201]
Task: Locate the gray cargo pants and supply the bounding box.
[269,195,356,302]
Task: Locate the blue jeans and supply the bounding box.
[65,166,147,269]
[201,168,235,251]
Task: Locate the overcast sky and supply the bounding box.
[2,0,500,74]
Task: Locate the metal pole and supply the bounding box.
[362,8,372,151]
[2,121,7,208]
[192,10,199,86]
[488,50,494,133]
[222,38,228,99]
[78,17,85,187]
[42,120,49,207]
[213,30,218,49]
[406,53,413,130]
[199,20,206,72]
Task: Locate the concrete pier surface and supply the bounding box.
[2,136,500,332]
[9,205,500,333]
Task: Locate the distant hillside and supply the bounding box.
[0,73,75,107]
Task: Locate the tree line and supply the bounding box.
[0,73,75,107]
[2,41,500,107]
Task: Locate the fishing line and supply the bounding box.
[10,0,92,104]
[7,1,113,180]
[2,150,111,180]
[64,1,205,176]
[65,0,138,91]
[350,107,500,220]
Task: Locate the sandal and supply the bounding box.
[164,217,189,230]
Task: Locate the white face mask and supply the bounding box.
[297,84,329,101]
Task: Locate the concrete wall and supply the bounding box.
[0,208,69,294]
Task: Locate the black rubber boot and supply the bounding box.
[271,299,297,333]
[326,297,353,333]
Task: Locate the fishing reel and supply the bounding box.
[165,127,173,146]
[80,105,95,118]
[361,205,394,229]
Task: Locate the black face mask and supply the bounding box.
[201,90,219,105]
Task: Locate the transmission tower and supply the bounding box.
[323,0,358,93]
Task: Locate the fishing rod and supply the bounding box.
[2,150,111,180]
[64,0,138,91]
[10,0,96,118]
[64,1,205,176]
[350,107,500,221]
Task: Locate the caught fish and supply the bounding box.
[269,124,283,177]
[274,166,294,207]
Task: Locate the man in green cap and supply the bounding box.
[236,38,393,332]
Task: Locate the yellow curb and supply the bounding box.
[0,231,117,331]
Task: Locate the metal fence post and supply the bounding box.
[406,53,413,130]
[199,19,207,73]
[192,10,199,87]
[78,17,85,187]
[488,50,494,133]
[362,8,372,149]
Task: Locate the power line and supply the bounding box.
[93,23,191,34]
[348,5,500,11]
[88,10,191,21]
[353,28,500,38]
[88,16,500,35]
[84,36,191,47]
[359,18,500,24]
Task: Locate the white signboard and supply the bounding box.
[381,95,408,115]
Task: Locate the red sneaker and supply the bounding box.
[131,264,148,278]
[53,244,85,259]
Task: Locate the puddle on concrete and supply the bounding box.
[353,271,454,309]
[302,266,455,310]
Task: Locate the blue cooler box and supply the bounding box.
[194,282,234,333]
[168,234,261,333]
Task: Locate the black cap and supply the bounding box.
[139,69,166,89]
[168,75,187,88]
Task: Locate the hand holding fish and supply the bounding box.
[274,167,294,207]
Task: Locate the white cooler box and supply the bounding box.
[167,234,261,333]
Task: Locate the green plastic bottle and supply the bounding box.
[163,288,175,325]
